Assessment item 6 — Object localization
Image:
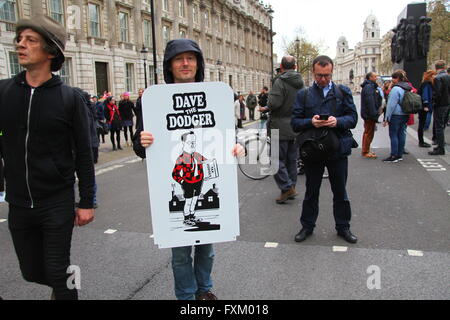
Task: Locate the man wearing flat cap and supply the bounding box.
[0,15,95,300]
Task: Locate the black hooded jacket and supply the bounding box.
[0,71,95,209]
[133,39,205,158]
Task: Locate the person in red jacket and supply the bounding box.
[105,96,122,151]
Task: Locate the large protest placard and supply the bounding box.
[141,82,240,249]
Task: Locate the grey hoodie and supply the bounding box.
[268,70,304,140]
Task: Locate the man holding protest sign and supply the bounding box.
[133,39,244,300]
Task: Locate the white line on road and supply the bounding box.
[0,219,7,223]
[333,246,348,252]
[96,165,125,176]
[125,158,142,164]
[264,242,279,248]
[104,229,118,234]
[407,250,424,257]
[149,234,154,238]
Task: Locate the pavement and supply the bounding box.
[0,96,449,300]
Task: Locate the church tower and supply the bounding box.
[363,14,380,41]
[336,36,349,56]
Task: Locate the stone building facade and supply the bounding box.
[0,0,273,98]
[334,14,382,93]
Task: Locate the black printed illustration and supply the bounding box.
[170,131,220,232]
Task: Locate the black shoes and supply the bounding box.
[294,228,313,242]
[419,142,431,148]
[295,228,358,244]
[383,156,399,163]
[337,229,358,244]
[428,148,445,155]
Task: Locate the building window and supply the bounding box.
[88,3,100,38]
[192,4,199,24]
[178,0,185,18]
[372,32,375,38]
[205,38,211,58]
[8,52,23,77]
[125,63,134,92]
[59,58,72,85]
[162,25,171,46]
[143,19,153,48]
[49,0,64,25]
[119,12,129,43]
[204,10,210,28]
[179,28,186,38]
[148,65,155,85]
[0,0,17,23]
[162,0,169,12]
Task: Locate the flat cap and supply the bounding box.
[16,15,67,59]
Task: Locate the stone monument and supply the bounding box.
[392,2,429,89]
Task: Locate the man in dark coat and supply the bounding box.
[360,72,382,158]
[429,60,450,155]
[268,55,304,204]
[291,55,358,244]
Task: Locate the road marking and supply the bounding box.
[149,234,154,238]
[0,219,7,223]
[417,159,446,172]
[96,165,125,176]
[125,158,142,164]
[407,250,424,257]
[264,242,278,248]
[104,229,117,234]
[333,246,348,252]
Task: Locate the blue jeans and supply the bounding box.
[389,115,409,157]
[274,140,298,192]
[171,244,214,300]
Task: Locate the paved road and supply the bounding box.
[1,96,449,300]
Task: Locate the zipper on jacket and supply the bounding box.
[25,88,35,208]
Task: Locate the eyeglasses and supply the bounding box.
[314,74,332,80]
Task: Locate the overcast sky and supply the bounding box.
[269,0,422,61]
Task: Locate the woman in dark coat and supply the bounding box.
[118,92,136,146]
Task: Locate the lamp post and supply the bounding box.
[267,6,274,82]
[150,0,158,84]
[141,46,149,88]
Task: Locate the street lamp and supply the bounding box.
[149,0,158,84]
[267,6,274,82]
[141,46,149,88]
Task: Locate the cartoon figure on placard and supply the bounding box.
[171,131,220,230]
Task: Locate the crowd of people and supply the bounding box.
[0,13,448,301]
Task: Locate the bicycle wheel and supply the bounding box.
[238,136,271,180]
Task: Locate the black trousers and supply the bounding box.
[417,110,427,144]
[433,106,450,150]
[8,202,78,300]
[300,157,352,231]
[0,142,4,192]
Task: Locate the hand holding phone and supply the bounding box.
[319,114,329,121]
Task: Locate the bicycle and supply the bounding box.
[237,128,305,180]
[237,131,272,180]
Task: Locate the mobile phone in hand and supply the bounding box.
[319,114,329,121]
